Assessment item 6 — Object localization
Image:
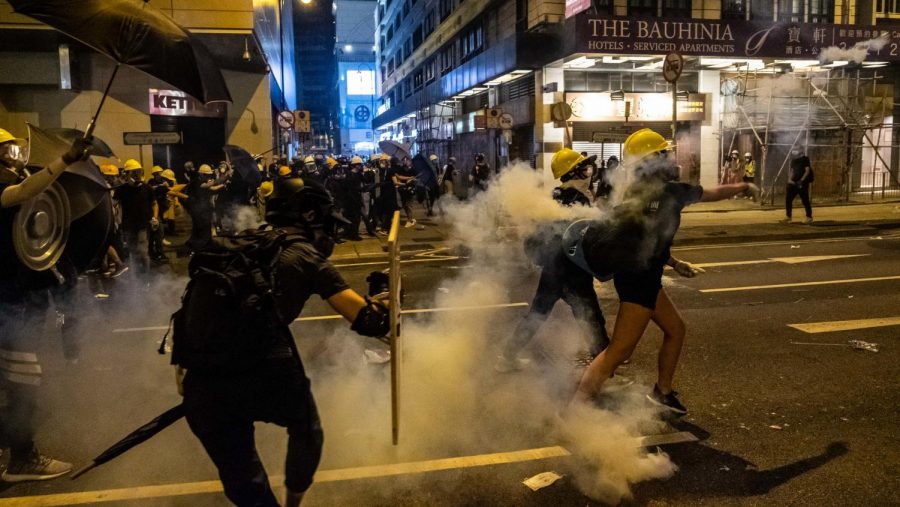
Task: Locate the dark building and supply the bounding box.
[295,0,339,152]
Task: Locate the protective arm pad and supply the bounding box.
[350,297,390,337]
[0,158,67,208]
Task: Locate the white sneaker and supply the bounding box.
[404,219,416,228]
[779,217,792,224]
[804,217,813,224]
[494,354,531,373]
[2,451,72,482]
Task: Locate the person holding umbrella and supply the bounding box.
[1,127,93,481]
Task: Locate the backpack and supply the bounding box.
[161,227,307,373]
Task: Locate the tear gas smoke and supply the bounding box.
[819,34,890,64]
[310,162,678,503]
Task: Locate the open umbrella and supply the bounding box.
[9,0,232,137]
[378,140,411,161]
[46,128,115,158]
[223,144,262,187]
[71,404,185,479]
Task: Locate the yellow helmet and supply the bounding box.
[303,155,314,164]
[623,128,669,165]
[198,164,214,175]
[325,157,338,169]
[151,165,163,174]
[0,128,25,146]
[550,148,586,180]
[278,165,292,177]
[429,154,438,161]
[350,155,363,165]
[100,164,119,176]
[123,159,143,172]
[258,180,274,199]
[160,169,176,183]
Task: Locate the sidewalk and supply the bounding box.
[331,201,900,261]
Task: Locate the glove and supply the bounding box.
[62,136,93,165]
[674,260,705,278]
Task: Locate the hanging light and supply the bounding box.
[242,37,251,62]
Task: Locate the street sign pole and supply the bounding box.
[663,52,684,152]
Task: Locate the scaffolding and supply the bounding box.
[719,67,900,203]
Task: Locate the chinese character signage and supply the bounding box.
[565,0,591,19]
[566,92,707,122]
[572,16,900,61]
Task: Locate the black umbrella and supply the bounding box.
[9,0,231,137]
[379,140,411,160]
[412,153,438,189]
[46,128,115,158]
[71,404,185,479]
[223,144,263,187]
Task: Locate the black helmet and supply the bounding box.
[265,178,349,232]
[313,153,325,164]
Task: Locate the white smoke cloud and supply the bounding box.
[819,34,890,64]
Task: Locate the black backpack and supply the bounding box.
[161,227,307,373]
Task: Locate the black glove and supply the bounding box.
[366,270,390,297]
[62,136,93,165]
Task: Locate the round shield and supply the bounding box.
[13,181,71,271]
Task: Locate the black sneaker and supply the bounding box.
[2,450,72,482]
[646,384,688,415]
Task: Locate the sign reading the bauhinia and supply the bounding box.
[573,15,900,61]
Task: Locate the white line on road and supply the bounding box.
[112,303,529,334]
[788,316,900,334]
[692,254,869,269]
[672,234,893,252]
[700,275,900,293]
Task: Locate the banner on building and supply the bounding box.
[573,15,900,61]
[565,0,591,19]
[566,92,706,122]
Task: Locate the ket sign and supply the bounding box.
[148,89,225,118]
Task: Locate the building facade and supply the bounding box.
[295,0,339,153]
[373,0,900,200]
[335,0,378,156]
[0,0,303,174]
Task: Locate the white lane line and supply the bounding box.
[672,234,892,252]
[112,303,530,334]
[0,446,571,507]
[700,275,900,293]
[692,254,870,269]
[788,316,900,334]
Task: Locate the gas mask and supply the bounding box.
[0,141,26,176]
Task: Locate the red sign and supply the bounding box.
[565,0,591,19]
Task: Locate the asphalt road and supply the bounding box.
[1,232,898,506]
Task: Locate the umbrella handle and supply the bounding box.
[71,462,97,480]
[84,65,120,140]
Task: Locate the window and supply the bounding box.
[440,46,454,74]
[777,0,803,22]
[387,26,393,42]
[404,37,412,59]
[807,0,833,23]
[394,53,402,69]
[403,0,411,18]
[458,21,483,63]
[750,0,773,20]
[377,4,384,22]
[388,57,395,74]
[380,65,387,81]
[662,0,690,17]
[394,15,401,33]
[439,0,453,21]
[404,77,413,98]
[628,0,656,16]
[413,25,423,48]
[722,0,745,19]
[424,9,436,35]
[425,58,436,82]
[413,69,424,89]
[515,0,528,31]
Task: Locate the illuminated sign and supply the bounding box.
[148,89,225,118]
[347,70,375,96]
[566,92,707,122]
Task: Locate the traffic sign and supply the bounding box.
[277,110,295,129]
[499,113,514,129]
[123,132,181,145]
[663,52,684,83]
[293,110,311,133]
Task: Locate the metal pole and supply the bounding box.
[671,81,677,147]
[84,64,120,139]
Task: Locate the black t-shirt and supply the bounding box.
[116,182,153,230]
[583,180,703,275]
[790,156,811,182]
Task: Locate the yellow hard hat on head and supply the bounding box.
[550,148,586,180]
[151,165,163,174]
[623,128,669,165]
[350,156,363,165]
[160,169,176,182]
[100,164,119,176]
[0,128,25,146]
[198,164,214,175]
[304,155,314,164]
[258,180,274,198]
[123,159,142,172]
[278,165,292,177]
[326,157,338,169]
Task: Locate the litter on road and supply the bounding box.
[523,471,564,491]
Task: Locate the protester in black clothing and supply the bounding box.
[395,157,417,227]
[342,156,366,240]
[186,164,219,251]
[147,166,170,262]
[360,157,379,235]
[374,155,396,233]
[0,128,92,481]
[179,177,389,507]
[116,159,156,270]
[574,129,757,414]
[471,153,491,192]
[782,149,814,224]
[496,148,609,373]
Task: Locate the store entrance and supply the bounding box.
[150,115,226,179]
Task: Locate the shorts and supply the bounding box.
[613,265,664,310]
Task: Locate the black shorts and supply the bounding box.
[613,265,664,310]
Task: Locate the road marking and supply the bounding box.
[111,303,530,334]
[0,446,571,507]
[693,254,869,268]
[636,431,699,447]
[700,275,900,293]
[335,257,460,268]
[672,234,893,252]
[788,316,900,334]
